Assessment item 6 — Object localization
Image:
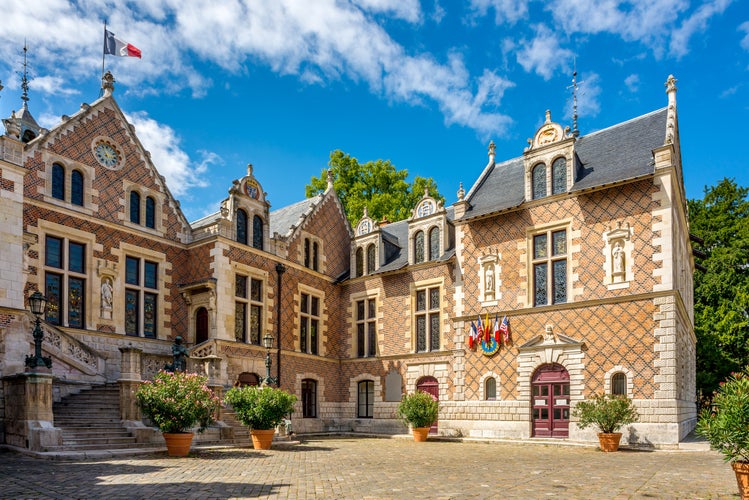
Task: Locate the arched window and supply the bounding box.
[485,377,497,400]
[366,244,376,274]
[236,209,248,245]
[358,380,374,418]
[312,241,319,271]
[129,191,141,224]
[52,163,65,200]
[428,227,440,261]
[252,215,264,250]
[356,247,364,277]
[145,196,156,229]
[302,379,317,418]
[414,231,425,263]
[532,163,546,199]
[611,372,627,395]
[304,238,311,268]
[71,170,83,206]
[552,157,567,195]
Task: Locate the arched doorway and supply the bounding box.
[416,376,439,434]
[531,363,570,438]
[195,307,209,344]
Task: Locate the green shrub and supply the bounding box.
[397,391,439,428]
[697,369,749,463]
[225,386,297,430]
[572,394,639,434]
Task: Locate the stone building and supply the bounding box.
[0,71,695,451]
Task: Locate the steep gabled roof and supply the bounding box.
[458,107,668,221]
[269,194,323,238]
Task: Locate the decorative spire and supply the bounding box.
[664,75,678,145]
[326,168,334,191]
[544,109,551,123]
[488,140,495,161]
[457,182,465,201]
[247,163,254,176]
[20,42,29,107]
[570,67,580,137]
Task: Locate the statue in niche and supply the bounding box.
[101,277,113,310]
[612,242,625,277]
[485,265,494,293]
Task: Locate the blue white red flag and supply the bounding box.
[105,30,141,58]
[499,315,510,343]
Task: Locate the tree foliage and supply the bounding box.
[688,178,749,397]
[306,150,444,227]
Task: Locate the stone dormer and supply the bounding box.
[223,164,271,251]
[352,207,382,277]
[523,110,577,201]
[407,189,453,265]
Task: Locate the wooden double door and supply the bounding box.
[531,363,570,438]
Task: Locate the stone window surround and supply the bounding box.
[296,373,324,418]
[40,153,96,215]
[295,283,326,356]
[349,373,382,418]
[410,276,445,353]
[479,371,501,401]
[349,289,381,358]
[525,219,573,307]
[122,180,165,235]
[604,365,634,398]
[233,263,270,345]
[351,232,380,277]
[299,231,325,274]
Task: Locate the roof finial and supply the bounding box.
[488,140,495,161]
[568,58,582,138]
[20,42,29,107]
[326,168,334,191]
[457,182,465,201]
[247,163,254,176]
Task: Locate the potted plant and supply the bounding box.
[397,391,439,442]
[572,393,639,452]
[136,370,220,456]
[697,370,749,499]
[224,386,297,449]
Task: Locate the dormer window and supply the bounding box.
[356,248,364,276]
[253,215,264,250]
[532,163,546,199]
[130,191,141,223]
[366,244,376,274]
[552,157,567,195]
[236,209,248,245]
[71,170,84,206]
[428,227,440,260]
[414,231,425,263]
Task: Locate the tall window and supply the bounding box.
[145,196,156,229]
[302,379,317,418]
[71,170,84,206]
[235,274,263,344]
[236,209,248,245]
[366,244,375,274]
[253,215,264,250]
[551,157,567,195]
[415,286,440,352]
[414,231,425,263]
[52,163,65,200]
[356,298,376,358]
[532,228,567,306]
[44,235,86,328]
[300,293,320,355]
[304,238,311,268]
[428,227,440,261]
[312,241,319,271]
[485,377,497,400]
[611,372,627,395]
[125,256,158,338]
[358,380,374,418]
[532,163,546,199]
[130,191,141,224]
[356,247,364,277]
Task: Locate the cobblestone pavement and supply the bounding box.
[0,437,740,499]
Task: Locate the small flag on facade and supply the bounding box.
[104,29,141,58]
[494,314,501,343]
[484,313,491,343]
[499,315,510,343]
[468,321,478,349]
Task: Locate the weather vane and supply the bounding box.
[567,57,583,138]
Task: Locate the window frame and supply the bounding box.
[485,377,497,401]
[611,372,627,396]
[124,256,159,338]
[302,378,317,418]
[551,157,567,195]
[234,274,264,345]
[252,214,264,250]
[70,169,84,206]
[428,226,440,261]
[236,209,248,245]
[355,297,377,358]
[300,292,320,355]
[414,283,441,353]
[357,380,374,418]
[44,235,87,329]
[531,226,569,307]
[532,163,547,199]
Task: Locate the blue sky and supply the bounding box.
[0,0,746,222]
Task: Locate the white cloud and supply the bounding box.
[739,21,749,51]
[350,0,422,22]
[125,111,216,197]
[515,24,574,80]
[669,0,734,58]
[624,74,639,93]
[469,0,530,24]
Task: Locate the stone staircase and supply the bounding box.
[48,384,141,452]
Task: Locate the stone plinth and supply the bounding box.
[2,372,61,450]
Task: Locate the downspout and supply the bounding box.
[275,262,286,386]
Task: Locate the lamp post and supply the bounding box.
[262,333,278,386]
[25,291,51,370]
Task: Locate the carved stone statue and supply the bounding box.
[485,265,494,293]
[612,242,625,275]
[165,336,189,372]
[101,278,113,310]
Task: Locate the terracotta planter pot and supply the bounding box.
[412,427,430,442]
[732,461,749,499]
[163,432,194,457]
[597,432,622,452]
[251,429,276,450]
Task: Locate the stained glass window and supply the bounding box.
[304,238,310,268]
[45,236,86,329]
[144,261,158,289]
[250,278,262,302]
[552,157,567,195]
[415,286,440,352]
[145,196,155,229]
[67,277,84,328]
[235,275,262,344]
[52,163,65,200]
[367,244,376,274]
[553,259,567,304]
[235,302,246,342]
[312,241,319,271]
[414,231,425,263]
[532,228,567,306]
[250,304,261,344]
[236,209,248,245]
[235,275,247,298]
[71,170,84,206]
[125,290,138,336]
[126,257,139,285]
[552,230,566,256]
[130,191,141,224]
[143,292,157,338]
[532,163,546,199]
[356,248,364,277]
[534,262,548,306]
[252,215,263,250]
[534,234,547,259]
[125,257,159,337]
[430,313,440,351]
[45,273,62,325]
[428,227,440,261]
[355,298,377,357]
[416,316,427,352]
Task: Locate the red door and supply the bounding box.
[416,376,439,434]
[531,364,570,438]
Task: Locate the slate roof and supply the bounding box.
[459,107,668,221]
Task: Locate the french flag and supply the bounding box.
[105,30,141,58]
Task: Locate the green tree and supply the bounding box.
[306,150,444,227]
[688,178,749,397]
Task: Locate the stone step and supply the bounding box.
[62,436,138,446]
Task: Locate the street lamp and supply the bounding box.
[25,291,51,370]
[262,333,278,386]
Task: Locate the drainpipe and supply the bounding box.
[275,262,286,386]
